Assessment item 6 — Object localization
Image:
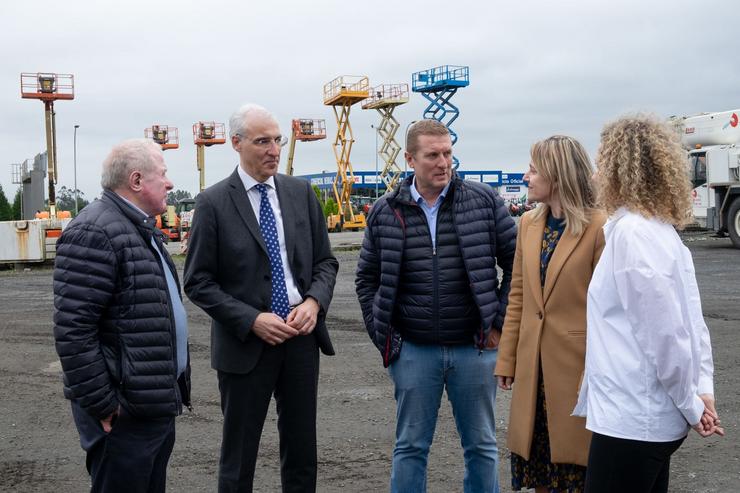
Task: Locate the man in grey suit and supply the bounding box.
[184,103,338,493]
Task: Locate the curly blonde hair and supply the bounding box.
[596,114,692,228]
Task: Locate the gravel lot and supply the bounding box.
[0,231,737,492]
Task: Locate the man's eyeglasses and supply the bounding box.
[237,134,288,148]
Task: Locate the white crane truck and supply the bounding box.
[671,109,740,248]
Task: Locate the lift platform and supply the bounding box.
[323,76,369,231]
[411,65,469,168]
[362,84,409,192]
[145,125,179,150]
[192,121,226,191]
[285,119,326,176]
[20,72,75,219]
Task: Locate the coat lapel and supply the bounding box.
[542,225,585,305]
[274,175,297,267]
[227,170,268,255]
[524,214,546,310]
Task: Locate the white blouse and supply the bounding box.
[573,208,714,442]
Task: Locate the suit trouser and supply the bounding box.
[217,334,319,493]
[71,401,176,493]
[584,432,685,493]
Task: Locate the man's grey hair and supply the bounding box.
[228,103,279,140]
[100,138,162,190]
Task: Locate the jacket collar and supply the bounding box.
[102,189,161,240]
[389,172,462,208]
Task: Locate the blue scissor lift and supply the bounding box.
[411,65,469,168]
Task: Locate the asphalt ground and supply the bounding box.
[0,230,738,492]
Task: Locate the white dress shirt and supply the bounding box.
[237,166,303,307]
[573,208,714,442]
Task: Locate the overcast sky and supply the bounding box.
[1,0,738,201]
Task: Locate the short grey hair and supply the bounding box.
[101,138,162,190]
[228,103,279,139]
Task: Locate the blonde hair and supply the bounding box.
[596,114,692,228]
[530,135,596,236]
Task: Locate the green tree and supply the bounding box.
[167,189,192,205]
[0,185,11,221]
[312,185,323,205]
[56,186,90,216]
[11,188,22,220]
[323,198,338,218]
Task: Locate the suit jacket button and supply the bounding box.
[264,275,270,281]
[537,311,543,320]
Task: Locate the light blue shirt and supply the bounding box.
[409,177,451,250]
[116,194,188,376]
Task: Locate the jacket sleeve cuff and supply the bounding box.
[494,358,515,377]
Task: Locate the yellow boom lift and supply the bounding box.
[362,84,409,193]
[193,121,226,191]
[323,75,370,231]
[20,72,75,219]
[145,124,179,150]
[285,119,327,176]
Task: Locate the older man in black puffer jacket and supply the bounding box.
[356,120,516,493]
[53,139,190,493]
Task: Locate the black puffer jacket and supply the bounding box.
[53,190,191,420]
[356,174,517,367]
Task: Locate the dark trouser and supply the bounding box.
[71,401,176,493]
[217,334,319,493]
[584,432,685,493]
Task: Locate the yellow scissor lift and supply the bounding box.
[324,75,369,232]
[285,119,327,176]
[362,83,409,193]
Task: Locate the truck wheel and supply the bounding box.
[728,197,740,249]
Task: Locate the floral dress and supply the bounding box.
[510,213,587,492]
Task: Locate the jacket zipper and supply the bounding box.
[433,220,439,343]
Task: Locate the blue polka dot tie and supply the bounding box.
[255,184,291,320]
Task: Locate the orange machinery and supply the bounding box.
[145,125,179,150]
[20,72,75,219]
[285,119,327,176]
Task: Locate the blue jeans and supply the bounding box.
[388,340,499,493]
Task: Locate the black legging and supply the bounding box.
[584,432,685,493]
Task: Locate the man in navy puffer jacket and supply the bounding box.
[53,139,190,493]
[356,120,516,493]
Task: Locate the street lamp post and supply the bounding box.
[371,124,379,198]
[73,124,80,215]
[403,120,418,178]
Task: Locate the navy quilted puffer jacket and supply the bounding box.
[356,174,517,367]
[53,190,190,420]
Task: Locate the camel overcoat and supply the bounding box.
[495,207,606,466]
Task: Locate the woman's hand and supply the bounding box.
[695,394,725,437]
[497,375,514,390]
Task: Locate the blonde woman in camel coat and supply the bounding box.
[494,135,606,493]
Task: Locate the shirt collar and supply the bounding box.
[115,192,150,219]
[237,165,276,192]
[409,176,450,206]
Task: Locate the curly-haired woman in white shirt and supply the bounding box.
[573,114,724,493]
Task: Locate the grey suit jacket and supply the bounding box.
[184,169,338,374]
